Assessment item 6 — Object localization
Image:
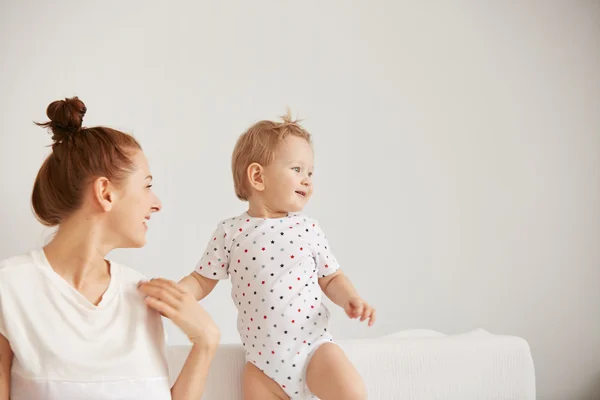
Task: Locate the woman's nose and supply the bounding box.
[152,195,163,212]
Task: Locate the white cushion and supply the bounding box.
[167,329,536,400]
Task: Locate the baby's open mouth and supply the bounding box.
[295,191,306,197]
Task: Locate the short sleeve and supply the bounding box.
[311,220,341,278]
[195,222,231,280]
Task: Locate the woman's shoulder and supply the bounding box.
[109,261,150,286]
[0,250,39,278]
[0,250,48,303]
[0,250,35,266]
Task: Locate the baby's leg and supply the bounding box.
[306,343,367,400]
[242,362,290,400]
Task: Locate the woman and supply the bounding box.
[0,97,219,400]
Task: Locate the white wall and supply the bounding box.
[1,1,598,399]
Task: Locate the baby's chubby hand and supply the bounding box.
[344,297,376,327]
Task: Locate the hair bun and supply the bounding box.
[38,96,87,142]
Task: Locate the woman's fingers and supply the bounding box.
[138,278,183,308]
[144,296,176,319]
[138,277,221,349]
[160,278,187,295]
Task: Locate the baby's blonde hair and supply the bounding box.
[232,109,311,201]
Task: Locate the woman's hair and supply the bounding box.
[231,109,311,201]
[32,96,141,226]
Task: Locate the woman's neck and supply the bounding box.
[43,215,112,289]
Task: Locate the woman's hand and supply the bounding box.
[138,278,220,349]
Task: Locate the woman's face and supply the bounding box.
[108,150,162,248]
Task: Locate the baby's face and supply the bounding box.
[262,135,314,213]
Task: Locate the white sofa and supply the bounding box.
[167,329,536,399]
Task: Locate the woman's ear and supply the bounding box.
[247,162,266,192]
[93,177,114,212]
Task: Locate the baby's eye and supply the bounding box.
[308,172,313,177]
[292,167,301,173]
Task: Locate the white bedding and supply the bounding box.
[167,329,536,399]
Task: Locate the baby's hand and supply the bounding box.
[344,297,376,327]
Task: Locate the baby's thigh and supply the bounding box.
[306,343,367,400]
[242,362,290,400]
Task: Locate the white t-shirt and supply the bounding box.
[0,249,172,400]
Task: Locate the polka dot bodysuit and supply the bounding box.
[195,212,340,399]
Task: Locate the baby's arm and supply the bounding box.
[179,272,218,302]
[179,220,230,302]
[318,270,357,306]
[310,219,376,326]
[319,271,376,326]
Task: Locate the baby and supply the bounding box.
[180,112,375,400]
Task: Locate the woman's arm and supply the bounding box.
[0,333,12,400]
[138,278,220,400]
[170,343,216,399]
